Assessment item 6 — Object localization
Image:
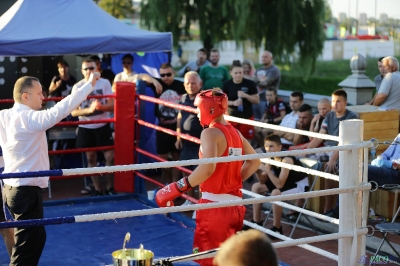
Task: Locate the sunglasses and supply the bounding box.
[82,67,95,71]
[160,73,172,77]
[123,61,132,65]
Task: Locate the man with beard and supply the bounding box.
[199,49,230,90]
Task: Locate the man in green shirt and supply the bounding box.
[199,49,230,90]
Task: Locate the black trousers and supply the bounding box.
[4,185,46,266]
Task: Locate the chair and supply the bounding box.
[262,157,322,238]
[379,184,400,220]
[369,206,400,265]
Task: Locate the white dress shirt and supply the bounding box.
[279,111,299,145]
[0,81,94,188]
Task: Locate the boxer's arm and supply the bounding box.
[186,128,220,186]
[240,132,261,181]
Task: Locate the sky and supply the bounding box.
[328,0,400,20]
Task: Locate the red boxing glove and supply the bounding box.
[155,176,192,207]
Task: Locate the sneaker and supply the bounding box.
[242,219,264,231]
[105,187,117,195]
[182,200,194,206]
[91,190,103,197]
[267,226,283,240]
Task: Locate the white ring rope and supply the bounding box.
[74,184,371,223]
[260,158,339,182]
[184,226,368,262]
[62,141,372,176]
[241,189,340,224]
[224,115,341,142]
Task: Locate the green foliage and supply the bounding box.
[140,0,326,77]
[98,0,134,18]
[279,74,342,95]
[277,57,382,96]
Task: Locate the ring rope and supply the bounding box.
[55,118,115,127]
[136,148,193,175]
[241,189,340,224]
[138,94,341,142]
[260,158,339,182]
[0,184,370,229]
[136,119,201,144]
[0,94,115,104]
[48,146,114,155]
[224,115,340,142]
[0,141,372,179]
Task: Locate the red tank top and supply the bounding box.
[199,122,244,197]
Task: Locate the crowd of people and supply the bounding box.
[1,48,399,266]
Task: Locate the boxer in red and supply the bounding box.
[156,89,260,266]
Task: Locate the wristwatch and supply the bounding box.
[392,162,398,170]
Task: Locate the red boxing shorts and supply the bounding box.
[229,116,255,139]
[193,198,245,266]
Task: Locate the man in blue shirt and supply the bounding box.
[325,134,400,219]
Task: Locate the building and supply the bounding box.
[380,13,388,24]
[359,13,367,26]
[338,12,347,23]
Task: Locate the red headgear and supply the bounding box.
[194,89,228,127]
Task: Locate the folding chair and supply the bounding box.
[369,206,400,265]
[263,157,322,238]
[379,184,400,220]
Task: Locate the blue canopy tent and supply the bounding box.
[0,0,172,56]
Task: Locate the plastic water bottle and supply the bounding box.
[370,148,376,163]
[237,97,243,112]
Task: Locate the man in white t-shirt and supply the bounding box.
[112,54,162,94]
[71,59,115,196]
[273,92,303,147]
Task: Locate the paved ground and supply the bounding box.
[44,174,400,266]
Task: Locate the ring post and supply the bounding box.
[338,119,364,265]
[114,82,136,192]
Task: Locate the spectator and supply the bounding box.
[309,98,331,139]
[0,73,100,265]
[152,63,186,184]
[200,49,230,90]
[48,59,76,97]
[365,57,387,105]
[273,92,304,148]
[254,87,287,148]
[245,134,308,239]
[112,54,162,94]
[90,55,115,85]
[175,71,203,206]
[306,89,358,213]
[325,133,400,219]
[213,229,279,266]
[242,59,256,80]
[373,56,400,110]
[292,104,313,146]
[71,59,115,196]
[222,60,259,142]
[253,51,281,120]
[177,48,210,77]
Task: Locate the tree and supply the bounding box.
[140,0,326,76]
[97,0,134,18]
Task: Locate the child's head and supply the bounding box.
[264,134,282,153]
[265,87,277,103]
[317,98,331,117]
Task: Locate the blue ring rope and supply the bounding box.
[0,169,63,179]
[0,216,76,229]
